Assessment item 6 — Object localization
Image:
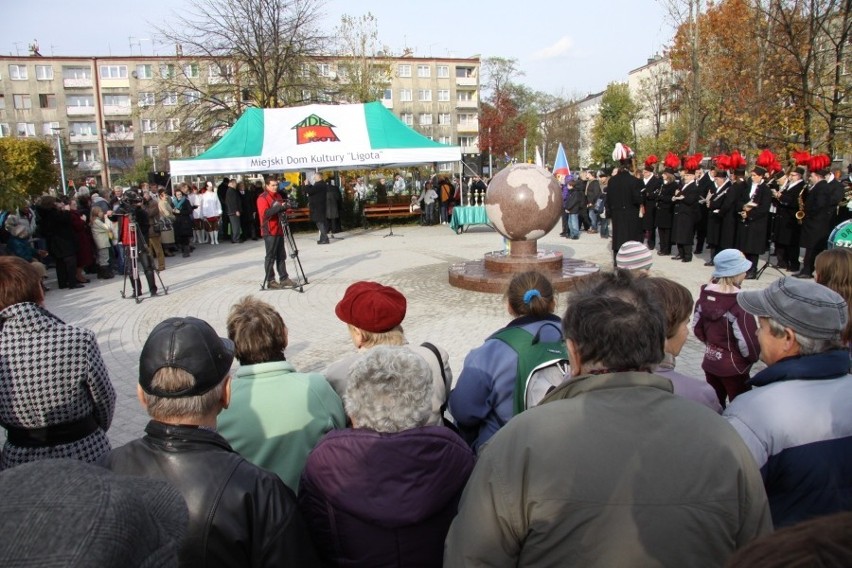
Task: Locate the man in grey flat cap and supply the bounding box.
[724,277,852,529]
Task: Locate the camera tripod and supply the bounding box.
[261,211,307,293]
[120,217,169,303]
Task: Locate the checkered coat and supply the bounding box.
[0,302,115,469]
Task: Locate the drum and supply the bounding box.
[828,219,852,249]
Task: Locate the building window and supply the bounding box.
[0,95,5,110]
[163,92,178,106]
[419,113,432,126]
[191,145,205,156]
[42,121,60,136]
[184,63,200,78]
[382,89,392,101]
[35,65,54,80]
[62,67,91,80]
[0,124,9,137]
[456,67,474,78]
[401,113,413,126]
[100,65,127,79]
[165,118,180,132]
[209,63,233,78]
[67,95,93,107]
[106,121,132,133]
[160,64,176,79]
[399,89,412,102]
[144,145,159,158]
[458,113,477,125]
[77,149,97,162]
[417,89,432,102]
[184,90,201,104]
[138,92,155,106]
[70,122,96,136]
[110,146,133,160]
[458,136,476,147]
[16,123,36,137]
[438,113,452,125]
[437,65,449,78]
[398,64,411,78]
[317,63,330,77]
[167,145,183,158]
[9,64,28,80]
[437,89,450,102]
[439,135,452,145]
[417,64,430,78]
[103,94,131,107]
[141,119,157,133]
[457,91,474,102]
[185,117,204,131]
[38,94,57,109]
[136,64,153,79]
[13,94,32,110]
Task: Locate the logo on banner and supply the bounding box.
[292,114,340,145]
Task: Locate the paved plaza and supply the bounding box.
[33,220,778,448]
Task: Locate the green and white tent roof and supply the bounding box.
[170,102,461,175]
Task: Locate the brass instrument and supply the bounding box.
[795,185,806,223]
[740,200,757,219]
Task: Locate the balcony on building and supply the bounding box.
[77,160,102,172]
[456,99,478,109]
[67,106,96,116]
[69,132,98,143]
[457,120,479,132]
[103,105,132,116]
[461,145,479,154]
[63,77,93,88]
[101,78,130,89]
[105,131,134,141]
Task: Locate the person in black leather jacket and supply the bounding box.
[101,316,320,568]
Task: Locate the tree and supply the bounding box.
[113,158,155,188]
[591,83,638,166]
[479,57,528,166]
[152,0,330,149]
[332,12,392,103]
[0,138,57,210]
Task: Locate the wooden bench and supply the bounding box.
[284,207,312,224]
[363,202,420,221]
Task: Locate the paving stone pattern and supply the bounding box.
[20,222,773,448]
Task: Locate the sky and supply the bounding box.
[2,0,675,97]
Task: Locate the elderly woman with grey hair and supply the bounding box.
[299,346,475,568]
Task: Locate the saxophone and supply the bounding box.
[795,185,806,223]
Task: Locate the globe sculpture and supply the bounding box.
[448,163,599,293]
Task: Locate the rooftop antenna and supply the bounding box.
[12,42,23,56]
[50,44,58,56]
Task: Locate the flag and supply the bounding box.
[535,146,543,168]
[553,143,570,177]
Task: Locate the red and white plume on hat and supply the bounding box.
[683,154,702,172]
[644,155,658,169]
[729,151,747,170]
[808,154,831,172]
[792,150,811,166]
[663,152,681,170]
[714,154,732,171]
[612,143,634,162]
[756,149,775,168]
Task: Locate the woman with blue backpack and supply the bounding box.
[449,271,568,453]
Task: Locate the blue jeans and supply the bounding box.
[598,217,610,238]
[568,214,580,238]
[589,209,600,231]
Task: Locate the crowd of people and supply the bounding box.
[560,144,851,279]
[1,237,851,565]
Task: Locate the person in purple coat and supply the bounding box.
[299,346,475,568]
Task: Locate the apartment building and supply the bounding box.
[0,53,479,186]
[626,54,680,141]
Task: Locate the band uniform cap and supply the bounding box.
[737,278,848,341]
[0,459,188,566]
[139,317,235,397]
[793,166,806,176]
[712,249,753,278]
[335,281,407,333]
[752,166,768,176]
[615,241,653,271]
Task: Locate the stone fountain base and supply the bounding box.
[449,245,599,293]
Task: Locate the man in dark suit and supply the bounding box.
[306,173,330,245]
[795,161,838,278]
[607,144,643,266]
[641,163,662,250]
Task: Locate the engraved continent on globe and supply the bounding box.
[484,164,562,241]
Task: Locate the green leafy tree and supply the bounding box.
[333,12,392,103]
[591,83,638,166]
[0,138,57,210]
[113,158,155,187]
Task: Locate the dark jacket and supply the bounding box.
[305,181,328,223]
[225,186,241,217]
[735,182,772,254]
[35,205,77,258]
[607,170,643,252]
[773,180,804,246]
[655,181,677,229]
[707,181,738,250]
[693,285,760,377]
[564,186,584,214]
[641,174,662,230]
[102,421,320,568]
[800,180,837,248]
[672,181,701,245]
[299,426,475,568]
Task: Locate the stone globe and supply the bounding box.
[484,164,562,241]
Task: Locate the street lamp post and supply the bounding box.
[52,127,67,195]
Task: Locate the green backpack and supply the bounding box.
[490,322,570,415]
